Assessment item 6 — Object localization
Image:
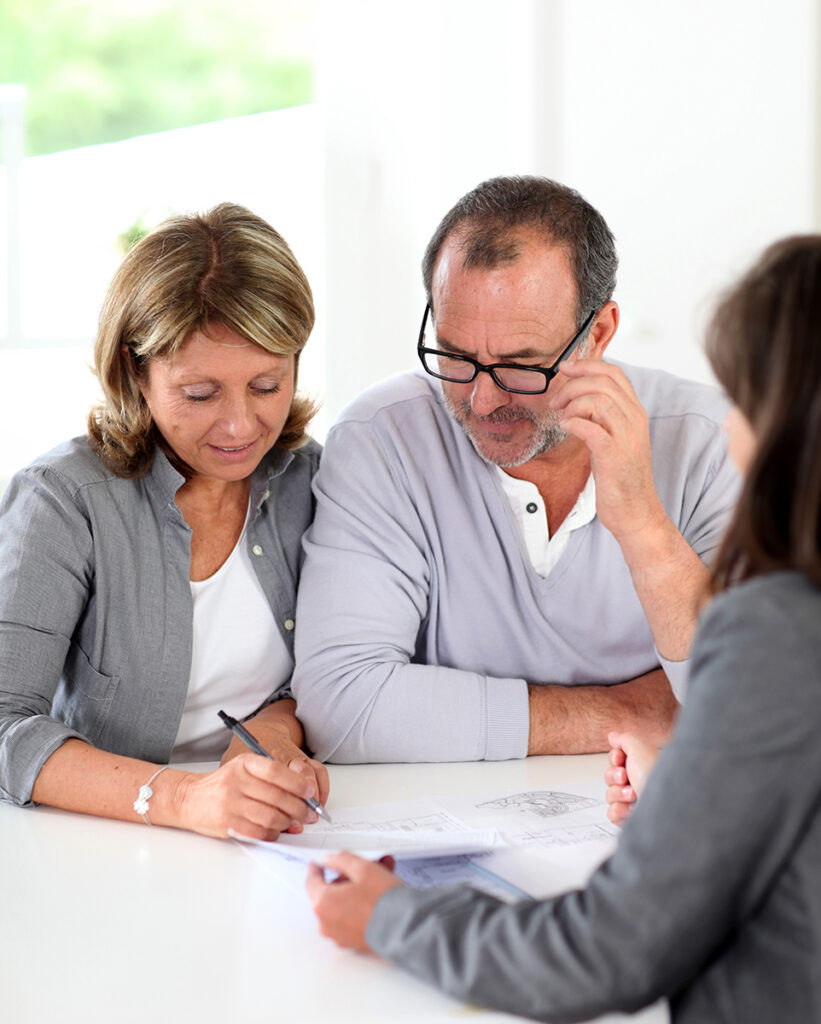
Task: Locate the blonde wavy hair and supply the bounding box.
[88,202,317,477]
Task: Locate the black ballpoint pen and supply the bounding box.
[218,709,332,822]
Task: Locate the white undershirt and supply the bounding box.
[496,467,597,578]
[171,510,293,763]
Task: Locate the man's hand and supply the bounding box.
[306,852,402,952]
[604,730,660,827]
[550,359,711,663]
[551,359,664,542]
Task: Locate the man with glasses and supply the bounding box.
[292,176,737,762]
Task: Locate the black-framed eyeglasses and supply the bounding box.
[417,304,597,395]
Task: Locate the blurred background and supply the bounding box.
[1,0,819,489]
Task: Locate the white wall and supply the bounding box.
[318,0,820,420]
[2,0,820,481]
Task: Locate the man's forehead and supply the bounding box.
[431,237,577,331]
[433,233,573,294]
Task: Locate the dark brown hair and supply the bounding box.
[422,175,617,327]
[88,202,317,477]
[706,235,821,589]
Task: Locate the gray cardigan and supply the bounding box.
[367,571,821,1023]
[0,436,320,806]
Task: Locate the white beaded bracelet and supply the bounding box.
[133,765,171,826]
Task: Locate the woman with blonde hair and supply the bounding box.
[308,235,821,1022]
[0,203,328,838]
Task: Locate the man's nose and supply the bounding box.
[470,369,511,416]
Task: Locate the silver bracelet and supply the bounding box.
[133,765,171,826]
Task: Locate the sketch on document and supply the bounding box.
[516,823,618,846]
[309,810,464,835]
[477,790,600,819]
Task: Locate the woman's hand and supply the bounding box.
[174,753,320,840]
[220,699,330,816]
[604,730,660,827]
[307,853,402,952]
[257,730,330,829]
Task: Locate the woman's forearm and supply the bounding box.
[221,698,305,762]
[30,738,189,825]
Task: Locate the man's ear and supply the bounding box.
[587,301,619,361]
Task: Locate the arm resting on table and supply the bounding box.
[527,668,677,755]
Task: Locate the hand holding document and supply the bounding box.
[233,781,620,901]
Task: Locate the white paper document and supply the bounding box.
[234,783,619,900]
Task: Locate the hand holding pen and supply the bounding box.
[219,710,332,823]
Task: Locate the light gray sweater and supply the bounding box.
[293,365,737,763]
[367,572,821,1023]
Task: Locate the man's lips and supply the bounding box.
[472,413,529,436]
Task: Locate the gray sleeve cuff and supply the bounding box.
[483,677,530,760]
[366,884,455,955]
[0,717,85,806]
[656,650,691,703]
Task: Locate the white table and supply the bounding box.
[1,755,667,1024]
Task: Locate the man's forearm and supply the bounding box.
[527,669,677,754]
[617,512,710,663]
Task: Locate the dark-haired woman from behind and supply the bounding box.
[307,235,821,1023]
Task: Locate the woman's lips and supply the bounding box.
[207,440,257,461]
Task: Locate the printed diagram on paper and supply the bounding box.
[303,808,465,835]
[234,798,500,858]
[234,784,619,900]
[445,780,616,844]
[477,790,600,819]
[517,823,616,847]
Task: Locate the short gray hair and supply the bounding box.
[422,175,617,327]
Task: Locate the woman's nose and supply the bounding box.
[219,395,256,437]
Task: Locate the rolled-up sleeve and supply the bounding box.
[0,468,92,804]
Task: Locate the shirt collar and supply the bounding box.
[495,466,597,536]
[145,444,295,512]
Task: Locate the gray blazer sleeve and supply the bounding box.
[367,575,821,1023]
[0,468,91,804]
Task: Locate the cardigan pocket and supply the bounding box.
[55,645,120,747]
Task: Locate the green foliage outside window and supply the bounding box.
[0,0,313,156]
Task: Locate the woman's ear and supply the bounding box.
[121,343,146,390]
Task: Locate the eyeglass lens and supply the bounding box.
[427,352,547,393]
